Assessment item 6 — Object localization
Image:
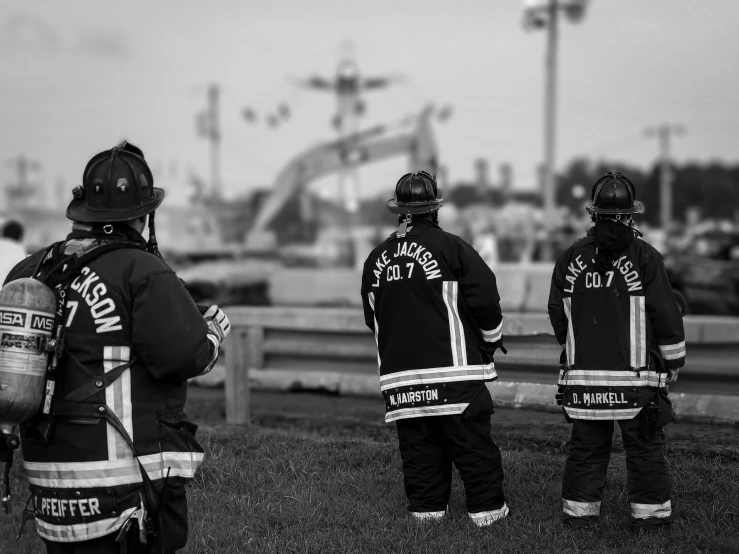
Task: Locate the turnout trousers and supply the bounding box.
[395,386,506,524]
[562,406,673,528]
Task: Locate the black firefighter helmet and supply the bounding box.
[387,170,443,215]
[66,141,164,223]
[586,172,644,216]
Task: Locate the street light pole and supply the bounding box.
[523,0,589,259]
[543,0,559,231]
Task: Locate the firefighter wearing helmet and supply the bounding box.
[360,171,509,527]
[1,141,230,553]
[548,172,685,530]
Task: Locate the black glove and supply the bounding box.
[478,342,506,365]
[555,385,565,406]
[559,349,566,367]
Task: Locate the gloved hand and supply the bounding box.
[478,342,506,366]
[666,368,679,385]
[202,305,231,346]
[555,386,565,406]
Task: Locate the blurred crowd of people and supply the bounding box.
[433,200,739,267]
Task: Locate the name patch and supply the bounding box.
[37,496,101,518]
[570,392,628,406]
[388,389,439,406]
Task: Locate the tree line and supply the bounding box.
[554,159,739,225]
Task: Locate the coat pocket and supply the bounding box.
[463,385,495,420]
[156,407,203,454]
[657,391,674,427]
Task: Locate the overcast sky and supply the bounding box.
[1,0,737,207]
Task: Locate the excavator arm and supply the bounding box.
[251,107,438,232]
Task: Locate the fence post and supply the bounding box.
[225,328,249,424]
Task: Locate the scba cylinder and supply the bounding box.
[0,278,56,435]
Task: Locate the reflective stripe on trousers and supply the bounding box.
[410,510,445,522]
[563,498,601,517]
[631,500,671,520]
[469,503,509,527]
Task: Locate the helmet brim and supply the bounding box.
[387,198,443,215]
[586,200,644,215]
[66,188,165,223]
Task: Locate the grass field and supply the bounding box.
[2,390,738,553]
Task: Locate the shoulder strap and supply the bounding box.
[27,240,145,443]
[37,240,143,288]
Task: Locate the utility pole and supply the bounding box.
[196,83,221,200]
[645,124,685,230]
[543,0,559,231]
[208,84,221,200]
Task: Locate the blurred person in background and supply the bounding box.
[361,171,509,528]
[548,172,685,531]
[2,141,230,553]
[0,220,27,285]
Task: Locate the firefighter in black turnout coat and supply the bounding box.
[3,142,230,553]
[548,172,685,530]
[361,171,509,527]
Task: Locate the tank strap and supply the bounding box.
[53,399,163,526]
[61,355,140,403]
[1,449,12,515]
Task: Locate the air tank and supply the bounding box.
[0,278,56,436]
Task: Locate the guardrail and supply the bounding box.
[222,307,739,425]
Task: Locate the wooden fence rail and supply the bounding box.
[222,307,739,425]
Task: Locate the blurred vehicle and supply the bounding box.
[177,258,277,307]
[664,228,739,316]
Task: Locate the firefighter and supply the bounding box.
[548,172,685,530]
[360,171,509,527]
[0,220,27,285]
[3,141,230,553]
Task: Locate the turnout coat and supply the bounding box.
[548,227,686,420]
[5,230,213,543]
[361,219,504,423]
